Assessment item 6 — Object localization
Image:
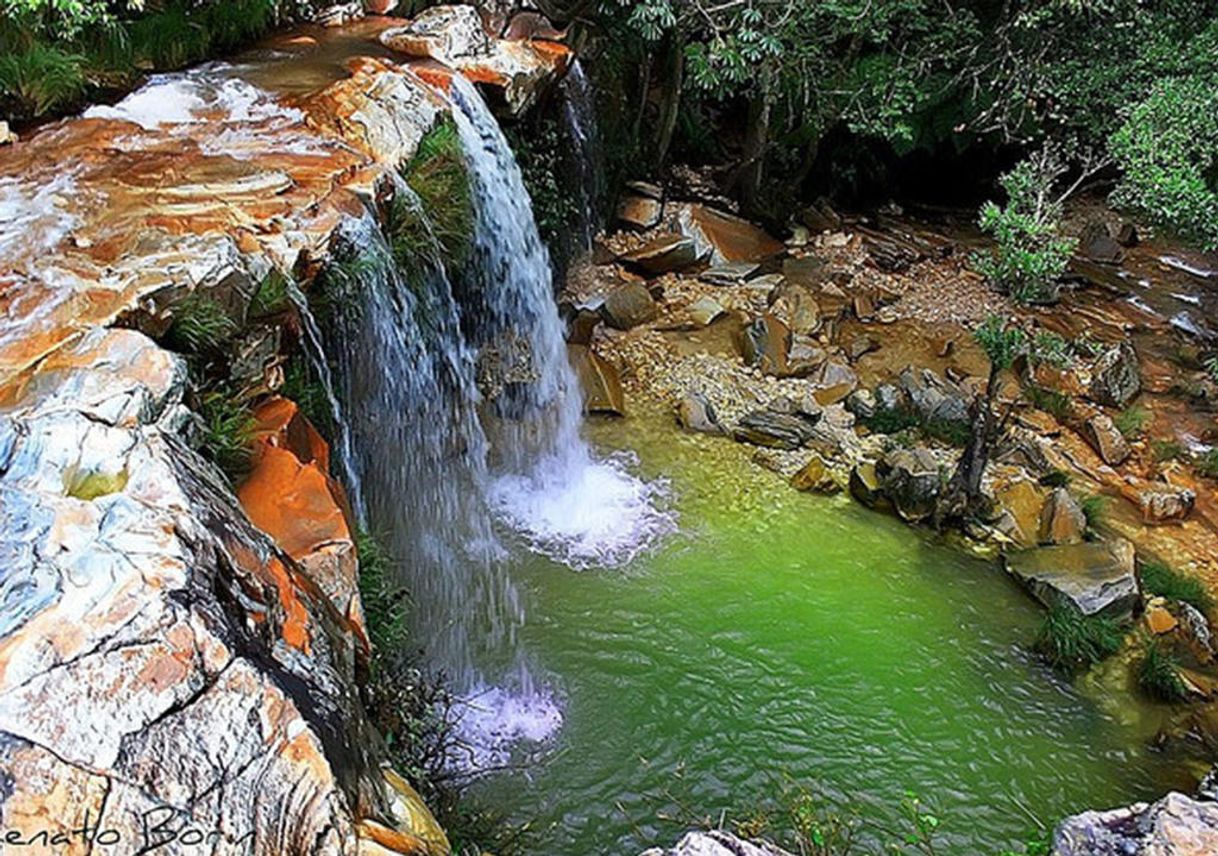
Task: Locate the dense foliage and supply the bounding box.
[0,0,294,119]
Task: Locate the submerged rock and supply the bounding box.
[1004,537,1139,616]
[1053,792,1218,856]
[790,453,841,494]
[641,830,794,856]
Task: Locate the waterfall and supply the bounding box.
[449,74,675,572]
[318,76,672,770]
[285,280,365,521]
[560,60,603,251]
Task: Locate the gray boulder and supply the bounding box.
[602,282,659,330]
[1053,792,1218,855]
[733,407,819,450]
[1004,537,1139,616]
[877,447,943,523]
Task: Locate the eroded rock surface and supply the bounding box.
[1053,792,1218,856]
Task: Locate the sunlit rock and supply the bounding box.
[1053,791,1218,856]
[1004,537,1139,617]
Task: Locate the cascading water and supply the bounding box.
[559,60,603,252]
[323,77,673,769]
[285,280,365,520]
[448,74,675,572]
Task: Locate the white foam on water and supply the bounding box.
[1161,254,1217,279]
[449,684,564,770]
[84,71,303,131]
[489,449,677,571]
[0,174,79,257]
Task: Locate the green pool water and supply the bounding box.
[473,411,1185,855]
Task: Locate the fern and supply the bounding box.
[0,43,88,117]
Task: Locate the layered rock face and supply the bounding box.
[0,12,561,851]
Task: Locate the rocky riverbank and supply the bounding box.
[566,183,1218,851]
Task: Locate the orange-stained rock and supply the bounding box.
[379,4,569,114]
[1146,602,1179,635]
[671,202,785,264]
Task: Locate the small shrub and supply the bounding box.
[1141,561,1214,612]
[1137,637,1188,702]
[1025,385,1073,421]
[1034,601,1124,671]
[356,528,409,660]
[1196,449,1218,479]
[973,150,1077,304]
[1114,406,1151,440]
[164,292,237,355]
[1151,439,1184,462]
[248,269,291,318]
[862,405,921,435]
[1079,494,1107,531]
[922,417,972,447]
[1111,77,1218,251]
[1038,469,1071,488]
[1030,331,1074,368]
[196,390,255,481]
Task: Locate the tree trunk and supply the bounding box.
[654,34,684,169]
[738,83,772,214]
[935,364,1000,529]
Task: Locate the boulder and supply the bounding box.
[617,194,663,230]
[676,393,722,434]
[801,198,842,233]
[809,359,858,406]
[847,334,879,362]
[1079,219,1126,265]
[1038,488,1087,545]
[1179,603,1216,665]
[1116,221,1139,247]
[1089,342,1141,409]
[641,830,794,856]
[741,314,792,377]
[768,281,822,335]
[994,478,1049,548]
[1145,599,1179,635]
[1081,413,1131,466]
[570,344,625,415]
[1004,537,1139,616]
[672,203,785,265]
[601,282,659,330]
[849,461,885,508]
[790,454,841,494]
[1139,488,1196,524]
[379,4,570,114]
[620,234,701,275]
[733,408,819,450]
[899,366,970,427]
[1053,792,1218,856]
[845,388,877,420]
[877,447,943,523]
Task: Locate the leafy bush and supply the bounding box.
[1034,601,1124,672]
[973,152,1077,305]
[1137,637,1188,702]
[0,42,87,117]
[1111,78,1218,251]
[1113,406,1151,440]
[1141,561,1214,613]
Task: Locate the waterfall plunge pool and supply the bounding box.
[468,407,1188,855]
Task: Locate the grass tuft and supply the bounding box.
[1025,385,1073,421]
[164,292,237,355]
[1196,449,1218,479]
[196,390,255,481]
[1079,494,1107,532]
[1033,601,1124,671]
[1137,637,1188,702]
[1114,405,1151,440]
[397,118,474,274]
[1141,561,1214,612]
